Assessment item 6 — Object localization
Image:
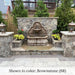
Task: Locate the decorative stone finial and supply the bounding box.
[0,22,5,26]
[69,21,75,26]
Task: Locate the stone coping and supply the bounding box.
[27,36,48,39]
[12,39,22,43]
[16,17,59,19]
[0,32,14,36]
[61,31,75,36]
[11,47,63,52]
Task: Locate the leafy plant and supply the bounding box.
[55,0,75,32]
[52,34,61,40]
[34,0,49,17]
[0,11,7,29]
[52,30,59,34]
[14,34,25,40]
[17,29,24,34]
[0,11,4,23]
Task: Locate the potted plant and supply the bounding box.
[51,34,62,47]
[12,34,25,48]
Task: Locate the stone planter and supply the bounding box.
[51,36,62,47]
[12,39,23,48]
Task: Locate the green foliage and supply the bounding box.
[12,0,28,17]
[17,29,24,34]
[52,30,59,34]
[0,11,4,23]
[55,0,75,32]
[14,34,25,40]
[52,34,61,40]
[34,0,49,17]
[0,11,7,29]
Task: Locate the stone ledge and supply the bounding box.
[27,36,48,39]
[11,47,64,52]
[0,32,14,37]
[12,39,22,43]
[11,47,25,51]
[49,47,63,51]
[17,17,59,19]
[61,31,75,36]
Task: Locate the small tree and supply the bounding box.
[55,0,75,32]
[12,0,28,17]
[0,11,4,23]
[34,0,49,17]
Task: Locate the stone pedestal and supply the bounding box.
[0,32,14,57]
[61,31,75,57]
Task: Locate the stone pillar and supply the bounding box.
[61,31,75,57]
[0,32,14,57]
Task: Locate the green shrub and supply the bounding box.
[34,0,49,17]
[0,11,7,28]
[12,0,28,17]
[55,0,75,32]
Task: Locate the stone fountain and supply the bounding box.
[27,22,48,46]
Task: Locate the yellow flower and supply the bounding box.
[52,34,60,40]
[14,34,25,40]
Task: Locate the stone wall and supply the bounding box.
[17,17,58,40]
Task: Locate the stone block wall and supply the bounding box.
[17,17,58,40]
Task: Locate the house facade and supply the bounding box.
[0,0,57,14]
[12,0,56,10]
[0,0,74,14]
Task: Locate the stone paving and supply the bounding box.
[0,55,75,67]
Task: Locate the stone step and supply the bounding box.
[11,47,64,55]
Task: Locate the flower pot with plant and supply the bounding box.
[52,34,60,40]
[51,34,62,47]
[12,34,25,48]
[17,29,24,34]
